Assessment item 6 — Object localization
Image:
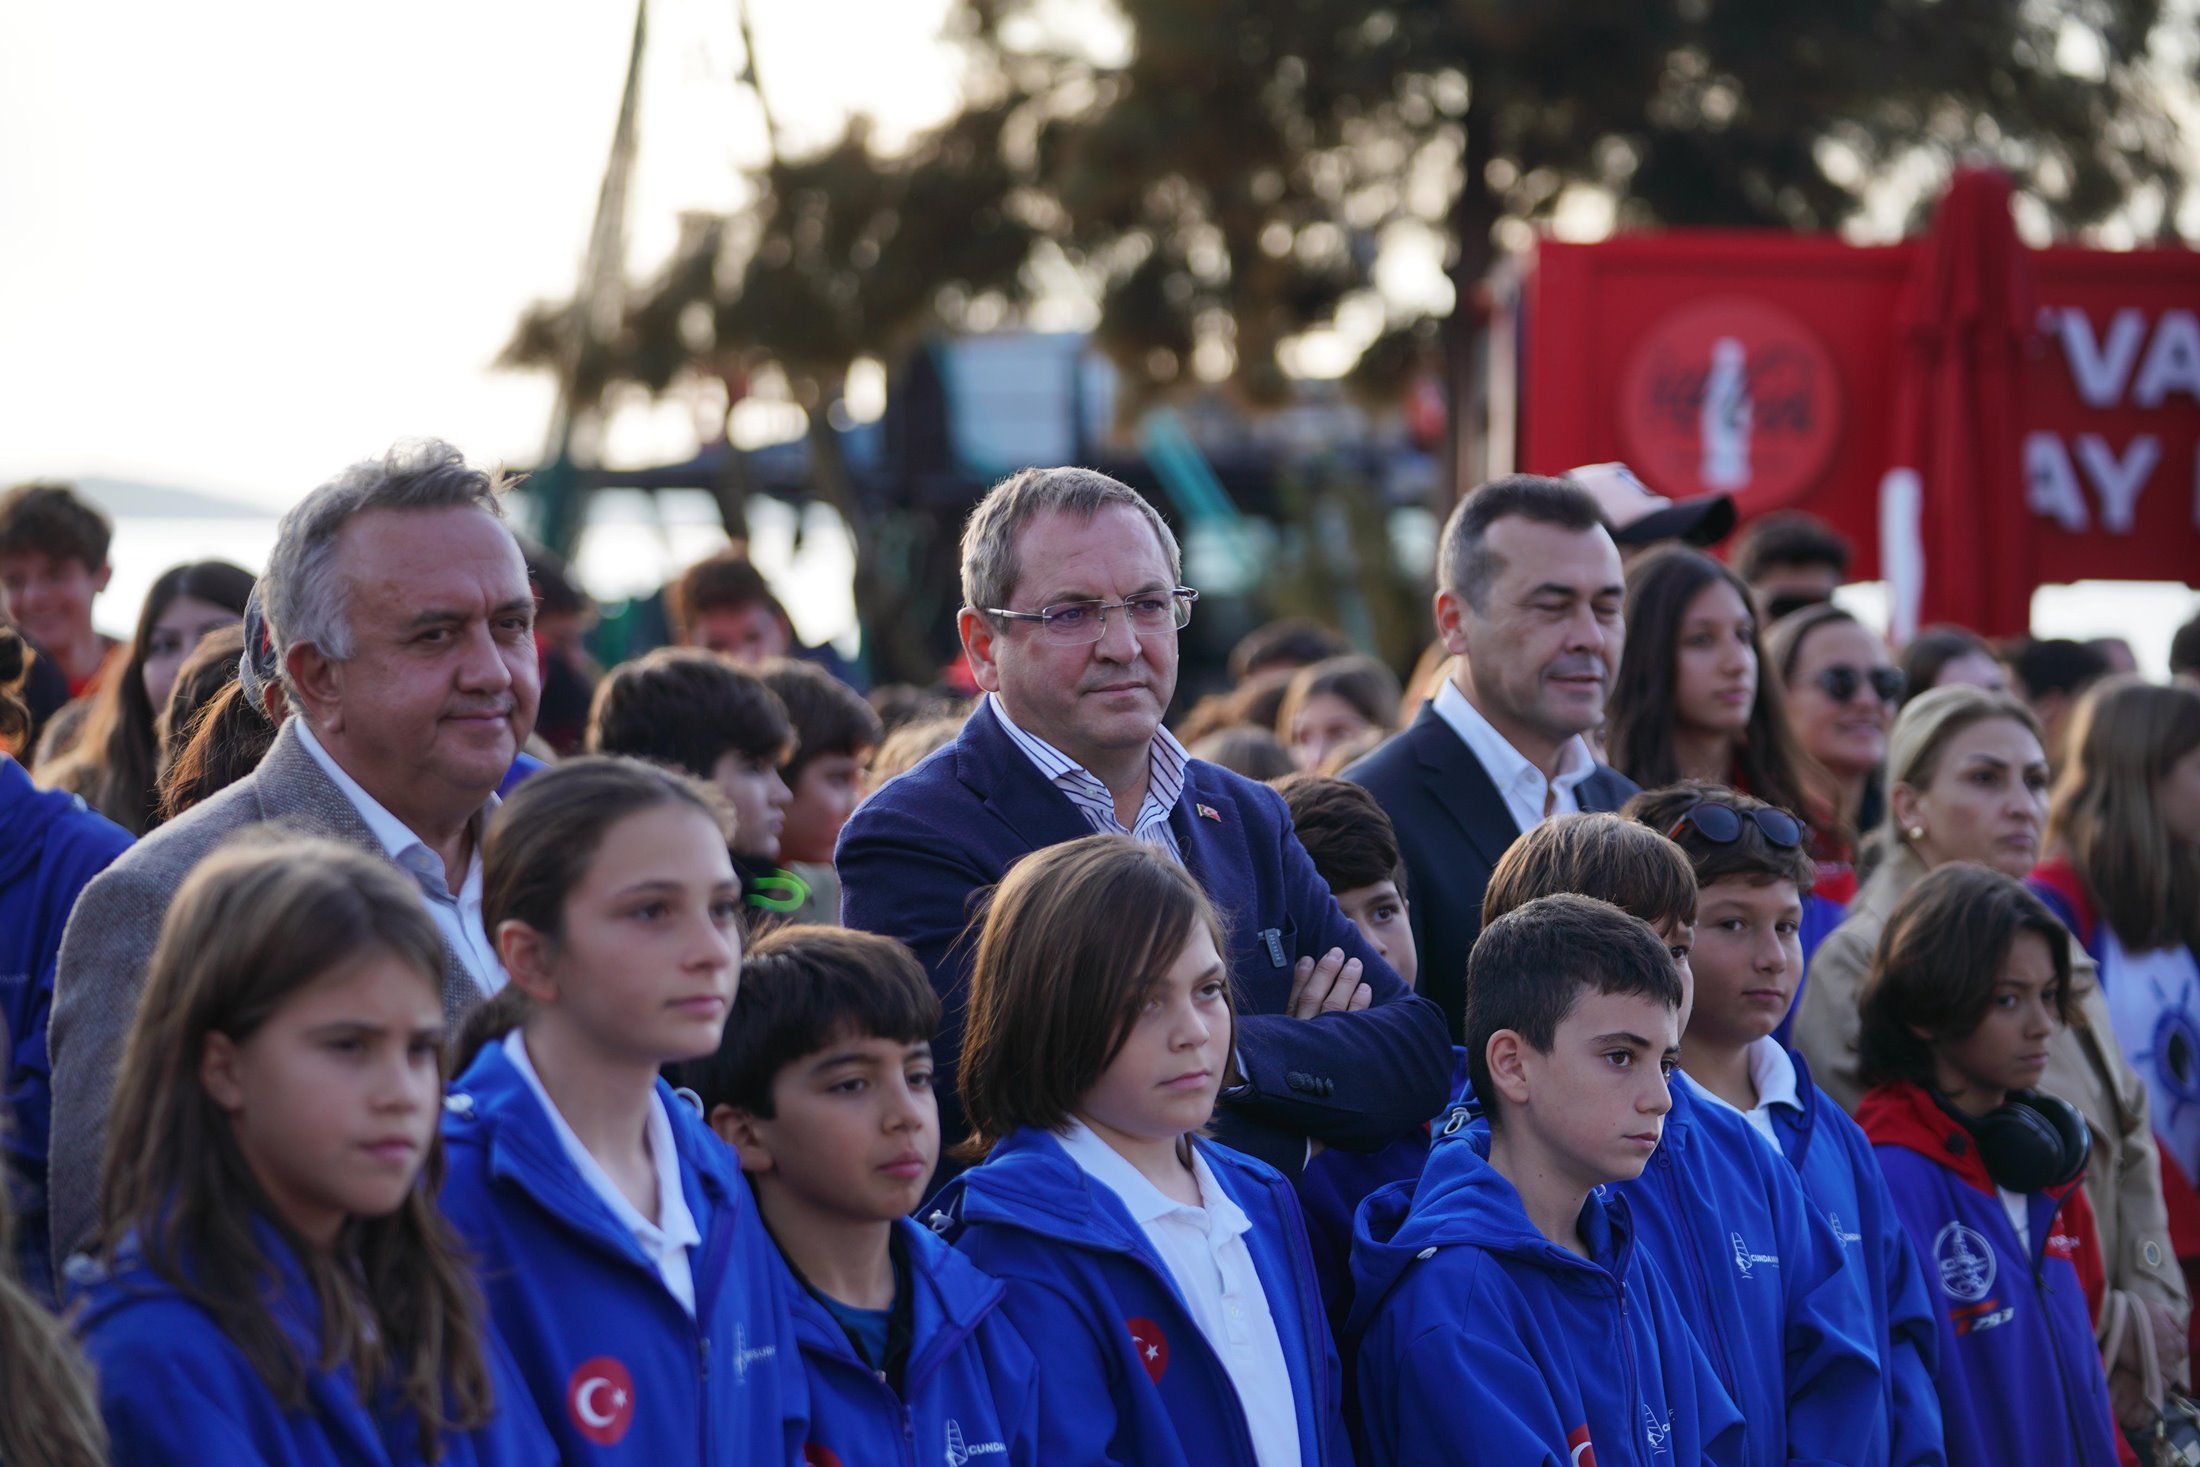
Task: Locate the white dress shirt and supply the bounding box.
[1685,1037,1804,1154]
[294,719,504,994]
[991,693,1189,862]
[1056,1119,1302,1467]
[503,1031,701,1314]
[1430,677,1594,834]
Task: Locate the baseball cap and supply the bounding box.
[1566,462,1736,548]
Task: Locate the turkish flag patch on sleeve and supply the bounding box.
[1566,1424,1598,1466]
[1126,1316,1169,1383]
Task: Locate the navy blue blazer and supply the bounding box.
[1345,702,1639,1043]
[836,698,1453,1178]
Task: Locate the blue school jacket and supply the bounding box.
[1859,1082,2123,1467]
[1346,1120,1746,1467]
[1613,1071,1882,1467]
[437,1042,807,1465]
[1295,1048,1472,1341]
[779,1215,1041,1467]
[1760,1048,1945,1467]
[926,1126,1352,1467]
[69,1226,554,1467]
[0,754,131,1301]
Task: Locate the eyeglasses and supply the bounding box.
[1812,664,1904,706]
[984,588,1199,645]
[1665,801,1805,849]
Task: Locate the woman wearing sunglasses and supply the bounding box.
[1768,604,1902,909]
[1606,549,1845,967]
[1793,684,2189,1434]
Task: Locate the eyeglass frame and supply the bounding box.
[1811,663,1905,706]
[980,586,1200,645]
[1664,801,1805,849]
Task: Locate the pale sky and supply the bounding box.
[0,0,970,511]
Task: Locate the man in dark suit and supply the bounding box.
[46,440,539,1269]
[838,467,1452,1175]
[1347,475,1640,1040]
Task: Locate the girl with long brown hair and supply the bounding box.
[434,756,806,1464]
[71,833,550,1465]
[929,833,1350,1467]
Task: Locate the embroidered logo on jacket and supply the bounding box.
[1825,1212,1864,1248]
[945,1419,1008,1464]
[731,1322,777,1384]
[1642,1405,1674,1458]
[566,1356,636,1446]
[1934,1221,1997,1301]
[1126,1316,1169,1383]
[1730,1231,1779,1278]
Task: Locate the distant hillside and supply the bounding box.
[74,476,275,520]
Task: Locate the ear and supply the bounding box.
[285,641,344,729]
[200,1031,246,1115]
[1889,781,1927,836]
[497,920,561,1005]
[91,561,113,595]
[959,607,1003,694]
[1433,588,1472,657]
[714,1105,775,1175]
[1485,1029,1534,1110]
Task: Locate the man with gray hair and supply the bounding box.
[46,438,539,1269]
[838,465,1452,1178]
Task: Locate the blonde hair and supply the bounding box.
[1882,684,2042,850]
[2048,677,2200,952]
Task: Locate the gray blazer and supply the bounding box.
[45,719,485,1273]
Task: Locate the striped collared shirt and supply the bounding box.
[990,693,1188,862]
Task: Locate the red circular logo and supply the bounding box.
[565,1356,636,1446]
[1126,1316,1169,1383]
[803,1446,846,1467]
[1617,296,1843,512]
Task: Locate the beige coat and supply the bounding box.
[1794,843,2189,1321]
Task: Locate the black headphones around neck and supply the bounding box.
[1933,1088,2092,1193]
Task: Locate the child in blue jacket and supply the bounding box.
[928,834,1352,1467]
[669,924,1041,1466]
[436,758,807,1464]
[1480,813,1883,1467]
[69,835,553,1466]
[1857,861,2126,1467]
[1627,784,1945,1466]
[1349,894,1746,1467]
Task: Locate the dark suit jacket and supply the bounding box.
[1345,703,1640,1041]
[835,699,1453,1176]
[46,720,488,1271]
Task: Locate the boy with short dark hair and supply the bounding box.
[1276,772,1431,1335]
[1350,894,1745,1466]
[758,657,883,924]
[0,482,116,697]
[1478,812,1885,1467]
[1624,780,1944,1466]
[669,925,1040,1466]
[587,647,805,916]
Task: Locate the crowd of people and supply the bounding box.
[3,441,2200,1466]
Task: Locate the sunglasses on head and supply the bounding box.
[1812,664,1904,705]
[1665,801,1804,849]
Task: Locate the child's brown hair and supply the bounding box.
[957,834,1231,1160]
[1481,812,1698,933]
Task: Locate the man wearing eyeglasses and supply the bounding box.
[837,466,1453,1180]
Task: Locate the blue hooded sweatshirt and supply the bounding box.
[1750,1046,1946,1467]
[1612,1069,1882,1467]
[437,1040,807,1465]
[1859,1081,2123,1467]
[68,1225,555,1467]
[775,1214,1042,1467]
[0,754,131,1301]
[1346,1122,1746,1467]
[925,1126,1351,1467]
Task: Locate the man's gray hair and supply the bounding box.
[262,439,509,693]
[960,466,1182,615]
